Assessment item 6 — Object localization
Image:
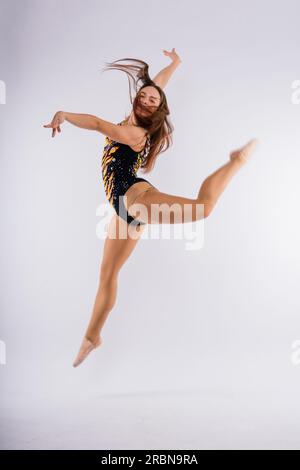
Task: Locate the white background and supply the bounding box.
[1,0,300,450]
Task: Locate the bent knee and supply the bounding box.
[100,263,119,283]
[203,202,214,218]
[192,198,214,220]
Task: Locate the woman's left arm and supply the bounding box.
[152,48,182,89]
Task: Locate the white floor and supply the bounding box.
[1,384,300,450]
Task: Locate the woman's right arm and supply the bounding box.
[43,111,144,145]
[64,112,99,130]
[43,111,100,137]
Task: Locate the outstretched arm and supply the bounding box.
[43,111,100,137]
[152,48,182,89]
[43,111,145,145]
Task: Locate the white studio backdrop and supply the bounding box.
[1,0,300,450]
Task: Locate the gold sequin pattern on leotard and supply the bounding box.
[101,121,151,206]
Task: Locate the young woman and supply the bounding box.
[43,48,259,367]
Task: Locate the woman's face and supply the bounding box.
[136,86,161,116]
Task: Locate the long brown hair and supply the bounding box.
[101,57,174,173]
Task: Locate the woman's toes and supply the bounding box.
[72,336,102,368]
[230,138,259,163]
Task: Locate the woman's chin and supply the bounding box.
[139,109,150,116]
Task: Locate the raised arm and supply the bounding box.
[152,48,182,89]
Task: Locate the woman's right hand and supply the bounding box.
[43,111,65,138]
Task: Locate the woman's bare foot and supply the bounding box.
[72,336,102,368]
[230,138,259,164]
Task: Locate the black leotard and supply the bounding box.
[101,120,155,226]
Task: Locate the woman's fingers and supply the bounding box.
[162,47,181,63]
[43,116,62,137]
[43,122,56,128]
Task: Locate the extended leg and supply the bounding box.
[127,139,259,224]
[197,139,259,212]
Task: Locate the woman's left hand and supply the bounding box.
[162,48,182,64]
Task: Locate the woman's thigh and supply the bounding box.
[124,181,156,210]
[127,188,208,224]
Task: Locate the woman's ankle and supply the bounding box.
[85,333,101,345]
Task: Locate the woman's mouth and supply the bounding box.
[138,105,149,113]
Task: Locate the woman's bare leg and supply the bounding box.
[127,139,259,224]
[73,213,146,367]
[197,139,259,211]
[73,138,259,366]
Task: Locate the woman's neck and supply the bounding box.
[127,111,138,126]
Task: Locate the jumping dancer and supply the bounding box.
[43,49,259,367]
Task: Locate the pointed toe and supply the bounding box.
[72,336,102,368]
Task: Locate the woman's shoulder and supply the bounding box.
[118,117,148,133]
[118,118,149,141]
[119,121,149,153]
